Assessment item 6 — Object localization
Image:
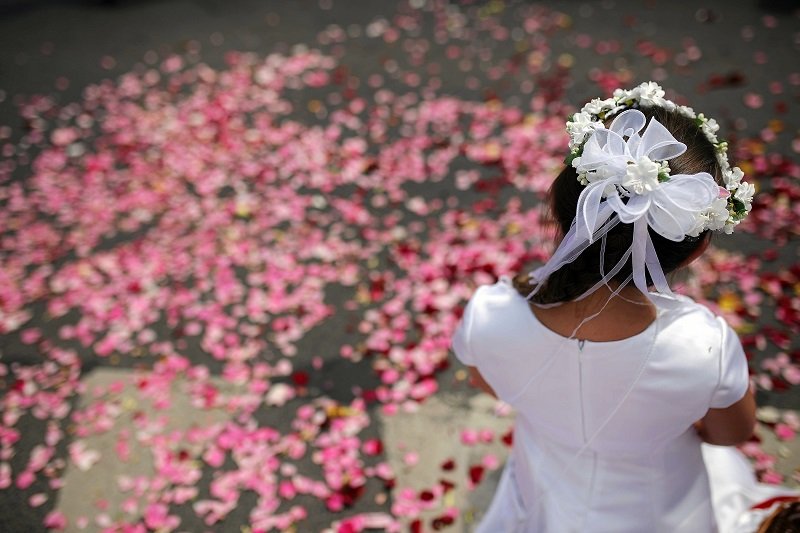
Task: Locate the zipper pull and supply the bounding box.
[578,339,585,351]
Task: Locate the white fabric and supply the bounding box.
[704,445,798,533]
[452,279,754,532]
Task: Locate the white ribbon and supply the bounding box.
[530,109,720,302]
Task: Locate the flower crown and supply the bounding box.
[565,82,753,235]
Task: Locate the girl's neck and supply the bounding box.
[529,285,658,342]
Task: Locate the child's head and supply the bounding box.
[515,83,752,304]
[542,107,720,303]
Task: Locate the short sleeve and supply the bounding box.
[709,317,750,409]
[451,294,478,366]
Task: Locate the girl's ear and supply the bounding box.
[680,232,712,268]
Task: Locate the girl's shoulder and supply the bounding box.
[458,277,533,343]
[452,278,525,367]
[465,276,527,316]
[470,275,517,299]
[651,292,724,328]
[649,293,742,364]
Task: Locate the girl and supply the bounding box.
[452,83,764,532]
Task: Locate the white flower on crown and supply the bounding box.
[567,111,602,148]
[582,97,617,115]
[734,181,755,211]
[718,154,731,172]
[613,88,629,100]
[699,114,719,132]
[662,99,678,112]
[725,166,744,190]
[677,105,697,120]
[623,157,661,195]
[699,115,720,143]
[632,81,666,107]
[708,197,731,230]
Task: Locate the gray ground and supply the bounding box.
[0,1,798,532]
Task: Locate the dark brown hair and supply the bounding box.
[757,500,800,532]
[514,106,722,304]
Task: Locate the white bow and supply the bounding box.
[531,109,720,300]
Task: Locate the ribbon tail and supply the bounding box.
[631,219,649,295]
[576,183,613,242]
[645,232,673,296]
[528,212,622,301]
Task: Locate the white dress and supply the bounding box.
[452,279,752,532]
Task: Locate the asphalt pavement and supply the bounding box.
[0,1,798,532]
